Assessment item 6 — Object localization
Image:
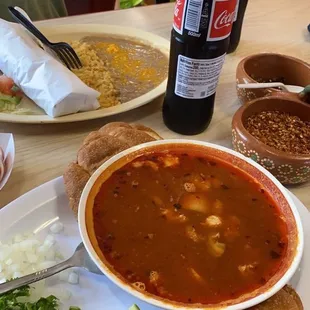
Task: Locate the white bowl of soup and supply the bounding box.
[78,140,303,309]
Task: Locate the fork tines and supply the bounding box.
[54,43,82,70]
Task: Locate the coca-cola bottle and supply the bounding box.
[228,0,248,53]
[162,0,237,135]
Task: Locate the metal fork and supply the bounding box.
[8,6,82,70]
[0,242,102,295]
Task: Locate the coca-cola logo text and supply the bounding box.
[174,0,182,18]
[173,0,186,33]
[214,10,235,29]
[208,0,237,41]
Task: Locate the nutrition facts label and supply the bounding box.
[175,54,226,99]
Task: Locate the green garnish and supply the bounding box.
[11,85,21,93]
[0,284,81,310]
[0,284,58,310]
[129,304,140,310]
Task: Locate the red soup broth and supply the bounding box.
[91,149,288,305]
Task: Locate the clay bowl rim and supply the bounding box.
[232,96,310,161]
[78,139,304,310]
[237,52,310,91]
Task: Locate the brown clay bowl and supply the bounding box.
[236,53,310,104]
[232,96,310,185]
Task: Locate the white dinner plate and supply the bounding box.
[0,25,169,124]
[0,177,309,309]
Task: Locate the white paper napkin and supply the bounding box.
[0,134,15,191]
[0,19,100,118]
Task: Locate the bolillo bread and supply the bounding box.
[249,285,303,310]
[64,122,162,217]
[77,134,130,174]
[63,163,90,217]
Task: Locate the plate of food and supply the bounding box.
[0,25,169,123]
[0,122,308,309]
[0,133,15,191]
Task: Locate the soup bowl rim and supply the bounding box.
[78,139,304,310]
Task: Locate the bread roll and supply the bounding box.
[63,163,90,217]
[249,286,303,310]
[64,122,162,217]
[77,134,129,174]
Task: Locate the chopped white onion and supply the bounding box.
[0,232,61,281]
[43,235,55,249]
[13,271,23,278]
[20,239,40,250]
[26,252,38,263]
[49,222,64,234]
[8,263,20,273]
[5,258,13,265]
[0,230,77,305]
[14,234,23,243]
[46,249,55,261]
[37,245,47,254]
[38,261,57,270]
[68,271,79,284]
[58,269,70,282]
[0,246,12,261]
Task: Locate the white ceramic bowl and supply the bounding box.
[78,139,304,310]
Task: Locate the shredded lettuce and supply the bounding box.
[0,93,22,113]
[0,92,22,102]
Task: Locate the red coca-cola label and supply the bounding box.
[207,0,237,41]
[173,0,187,34]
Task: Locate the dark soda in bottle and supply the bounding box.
[228,0,248,53]
[163,0,237,135]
